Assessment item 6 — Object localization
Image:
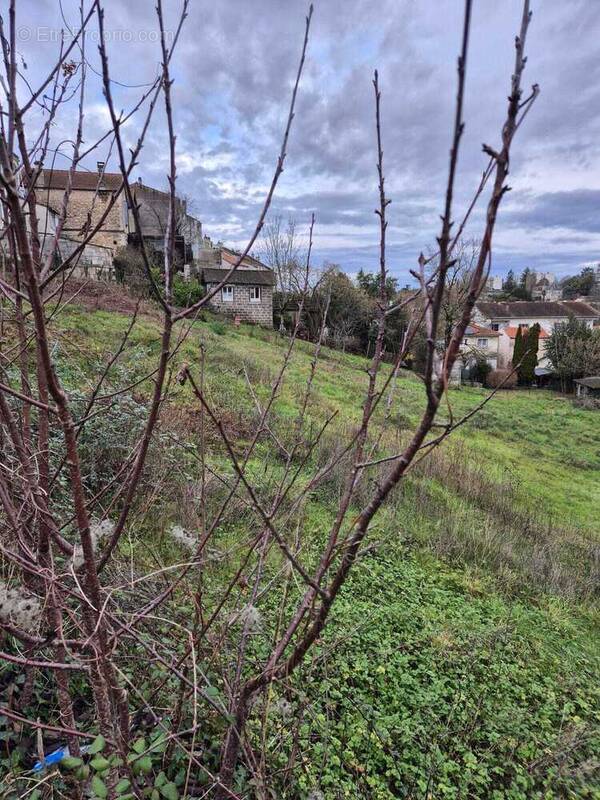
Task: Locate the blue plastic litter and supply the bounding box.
[33,743,90,772]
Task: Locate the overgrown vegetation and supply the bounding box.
[114,245,204,308]
[3,305,599,799]
[3,2,594,797]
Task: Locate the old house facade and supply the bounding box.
[461,323,500,370]
[196,243,274,325]
[32,201,114,277]
[126,179,202,264]
[443,323,500,384]
[38,165,202,277]
[39,164,128,254]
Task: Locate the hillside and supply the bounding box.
[23,300,599,799]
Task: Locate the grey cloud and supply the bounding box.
[505,190,600,234]
[11,0,600,279]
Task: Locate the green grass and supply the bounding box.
[41,304,600,798]
[59,304,600,530]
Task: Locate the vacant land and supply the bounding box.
[7,303,600,798]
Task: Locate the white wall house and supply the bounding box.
[440,323,500,384]
[462,323,500,369]
[474,300,599,369]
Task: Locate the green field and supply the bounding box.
[14,304,600,798]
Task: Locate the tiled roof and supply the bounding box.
[221,248,269,270]
[464,323,500,337]
[40,168,122,191]
[504,325,550,339]
[476,300,599,319]
[201,267,275,286]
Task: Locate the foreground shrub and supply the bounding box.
[171,273,204,308]
[113,245,160,296]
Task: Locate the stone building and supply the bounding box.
[196,242,274,325]
[39,164,128,253]
[126,179,202,265]
[38,164,202,273]
[3,199,114,279]
[525,270,562,301]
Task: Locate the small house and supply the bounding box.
[196,243,275,326]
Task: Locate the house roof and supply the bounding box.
[201,267,275,286]
[503,325,550,339]
[574,376,600,388]
[221,248,269,270]
[476,300,599,319]
[464,323,500,337]
[40,168,123,191]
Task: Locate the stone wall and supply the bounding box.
[42,187,127,253]
[56,237,115,281]
[207,283,273,326]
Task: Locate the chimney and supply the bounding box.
[97,161,105,174]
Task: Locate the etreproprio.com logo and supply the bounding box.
[16,26,174,44]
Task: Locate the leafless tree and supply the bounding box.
[0,0,538,797]
[427,237,481,347]
[260,214,307,296]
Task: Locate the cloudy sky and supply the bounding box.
[12,0,600,283]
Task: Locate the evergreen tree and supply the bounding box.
[519,322,540,384]
[503,269,516,292]
[355,269,398,299]
[512,325,525,372]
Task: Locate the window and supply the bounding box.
[222,285,234,302]
[249,286,261,303]
[491,323,499,331]
[477,338,488,349]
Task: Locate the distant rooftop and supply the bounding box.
[464,323,500,337]
[476,300,599,319]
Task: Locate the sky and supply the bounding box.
[10,0,600,284]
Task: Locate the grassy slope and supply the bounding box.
[60,305,600,531]
[55,305,600,798]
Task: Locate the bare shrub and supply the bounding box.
[573,396,600,411]
[487,368,518,389]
